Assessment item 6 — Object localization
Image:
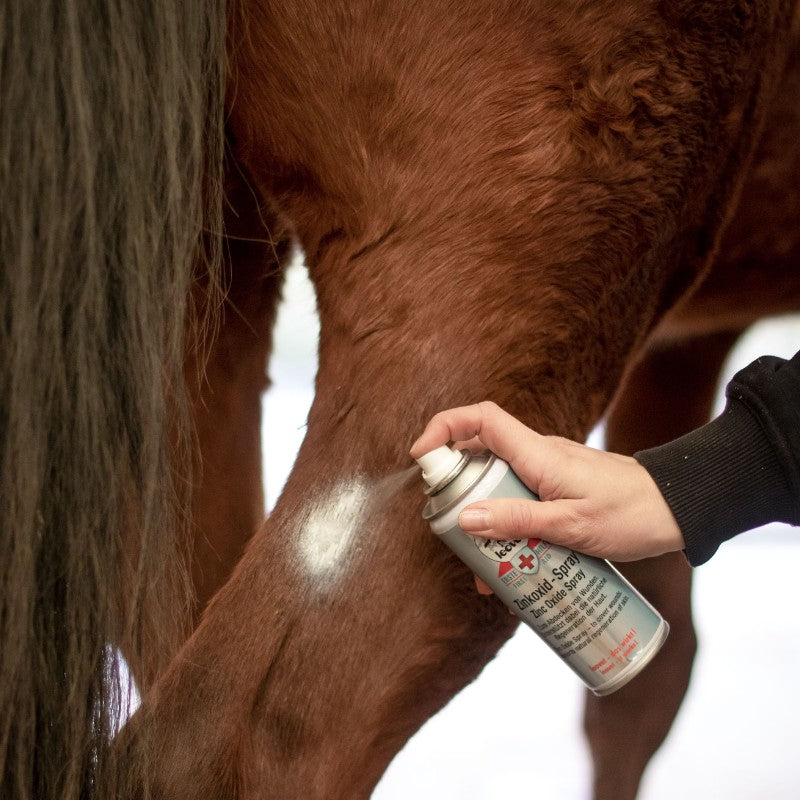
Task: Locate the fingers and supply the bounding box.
[410,401,539,467]
[450,435,486,455]
[458,497,581,548]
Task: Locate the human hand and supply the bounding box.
[411,401,685,564]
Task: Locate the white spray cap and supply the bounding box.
[415,445,464,488]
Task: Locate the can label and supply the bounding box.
[435,465,667,694]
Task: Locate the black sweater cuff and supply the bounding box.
[634,401,795,566]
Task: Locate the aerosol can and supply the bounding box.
[416,446,669,695]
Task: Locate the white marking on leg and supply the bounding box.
[299,478,369,578]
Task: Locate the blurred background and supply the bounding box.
[262,255,800,799]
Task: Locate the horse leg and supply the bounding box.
[125,315,532,799]
[120,157,289,690]
[584,329,742,800]
[122,3,796,796]
[586,30,800,796]
[186,167,289,627]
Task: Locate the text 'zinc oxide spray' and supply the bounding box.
[416,445,669,695]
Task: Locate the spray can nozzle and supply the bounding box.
[415,445,470,492]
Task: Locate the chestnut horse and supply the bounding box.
[2,1,799,799]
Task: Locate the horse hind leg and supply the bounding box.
[121,156,290,690]
[584,329,742,800]
[186,161,291,629]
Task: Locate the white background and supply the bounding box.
[263,257,800,799]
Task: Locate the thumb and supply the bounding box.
[458,498,576,544]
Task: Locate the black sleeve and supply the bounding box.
[633,349,800,566]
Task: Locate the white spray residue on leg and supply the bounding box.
[297,468,419,581]
[299,478,370,578]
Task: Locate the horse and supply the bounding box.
[2,1,799,799]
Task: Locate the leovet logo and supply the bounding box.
[472,537,542,576]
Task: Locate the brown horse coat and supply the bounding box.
[128,2,800,799]
[3,1,799,799]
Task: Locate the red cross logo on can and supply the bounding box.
[514,542,540,574]
[518,553,535,571]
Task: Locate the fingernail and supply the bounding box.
[459,508,492,531]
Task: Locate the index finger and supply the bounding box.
[410,401,538,467]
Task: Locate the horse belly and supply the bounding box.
[659,34,800,340]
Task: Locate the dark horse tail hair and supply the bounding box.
[0,2,226,798]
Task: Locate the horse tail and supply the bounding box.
[0,2,226,798]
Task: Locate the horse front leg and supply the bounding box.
[585,330,742,800]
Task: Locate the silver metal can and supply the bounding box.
[418,447,669,695]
